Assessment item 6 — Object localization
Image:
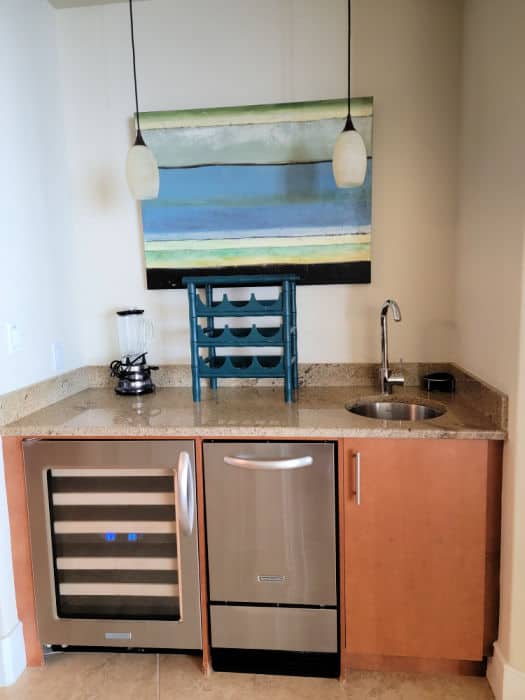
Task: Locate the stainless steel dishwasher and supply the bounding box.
[203,441,338,677]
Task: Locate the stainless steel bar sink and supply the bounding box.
[346,400,446,421]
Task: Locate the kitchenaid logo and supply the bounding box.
[257,575,286,584]
[105,632,132,640]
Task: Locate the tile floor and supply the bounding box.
[0,652,494,700]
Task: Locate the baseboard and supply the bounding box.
[0,621,26,686]
[487,641,525,700]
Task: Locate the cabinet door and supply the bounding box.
[344,438,489,661]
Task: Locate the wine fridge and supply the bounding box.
[23,439,201,651]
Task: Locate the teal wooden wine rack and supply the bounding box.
[183,274,299,402]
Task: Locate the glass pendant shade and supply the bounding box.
[332,127,367,188]
[333,0,366,189]
[126,139,160,200]
[127,0,159,201]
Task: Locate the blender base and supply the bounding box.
[115,381,156,396]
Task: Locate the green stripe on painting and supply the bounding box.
[145,233,371,252]
[139,97,373,131]
[145,117,372,166]
[145,242,371,269]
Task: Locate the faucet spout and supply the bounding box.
[380,299,405,395]
[381,299,402,322]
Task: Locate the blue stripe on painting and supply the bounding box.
[142,161,372,240]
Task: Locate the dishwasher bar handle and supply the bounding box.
[223,455,313,470]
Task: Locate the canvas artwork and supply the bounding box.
[140,98,373,289]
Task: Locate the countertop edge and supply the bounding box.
[0,425,506,441]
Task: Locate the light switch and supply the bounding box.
[6,322,22,354]
[52,341,65,372]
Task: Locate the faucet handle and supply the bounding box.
[389,358,405,386]
[388,373,405,386]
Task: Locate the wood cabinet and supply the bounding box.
[342,439,502,670]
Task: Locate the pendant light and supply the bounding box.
[126,0,159,200]
[332,0,367,188]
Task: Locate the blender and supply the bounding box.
[110,309,158,395]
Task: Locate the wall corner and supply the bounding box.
[488,641,525,700]
[0,621,26,687]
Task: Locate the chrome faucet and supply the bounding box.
[380,299,405,395]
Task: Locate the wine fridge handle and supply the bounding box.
[176,451,195,536]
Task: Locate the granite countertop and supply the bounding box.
[0,383,506,440]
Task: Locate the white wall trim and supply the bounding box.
[0,622,26,687]
[487,641,525,700]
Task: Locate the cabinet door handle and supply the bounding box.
[353,451,361,506]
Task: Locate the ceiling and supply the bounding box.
[49,0,148,8]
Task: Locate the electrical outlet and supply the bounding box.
[52,341,65,372]
[6,322,22,354]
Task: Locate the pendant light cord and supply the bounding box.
[129,0,145,145]
[345,0,355,132]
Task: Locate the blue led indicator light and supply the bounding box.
[128,533,138,542]
[104,532,116,542]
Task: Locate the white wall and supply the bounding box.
[0,0,83,395]
[0,445,25,686]
[0,452,18,640]
[56,0,462,367]
[0,0,82,683]
[455,0,525,692]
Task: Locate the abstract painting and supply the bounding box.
[140,98,373,288]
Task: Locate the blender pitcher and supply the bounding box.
[110,309,157,395]
[116,309,153,363]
